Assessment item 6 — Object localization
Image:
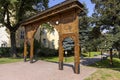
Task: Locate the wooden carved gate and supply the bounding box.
[21,0,83,74]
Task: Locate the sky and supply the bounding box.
[49,0,95,16]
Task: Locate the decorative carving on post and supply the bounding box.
[59,35,64,70]
[23,24,39,63]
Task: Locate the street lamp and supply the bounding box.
[65,51,68,62]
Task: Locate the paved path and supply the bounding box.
[0,56,101,80]
[81,55,102,66]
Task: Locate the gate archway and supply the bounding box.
[21,0,83,74]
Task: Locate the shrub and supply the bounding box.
[35,47,58,57]
[0,47,10,57]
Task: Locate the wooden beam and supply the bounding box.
[30,38,34,63]
[59,36,64,70]
[74,14,80,74]
[24,36,27,62]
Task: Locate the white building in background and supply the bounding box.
[17,26,59,50]
[0,27,10,47]
[34,26,59,50]
[0,25,59,50]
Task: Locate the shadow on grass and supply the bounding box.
[81,57,101,66]
[88,58,120,72]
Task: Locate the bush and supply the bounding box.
[0,47,11,57]
[35,47,58,57]
[0,46,24,57]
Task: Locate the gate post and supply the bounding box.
[74,40,80,74]
[74,14,80,74]
[59,37,64,70]
[30,38,34,63]
[24,37,27,62]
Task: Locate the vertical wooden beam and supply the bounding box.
[74,13,80,74]
[24,37,27,62]
[59,37,64,70]
[30,38,34,63]
[74,38,80,74]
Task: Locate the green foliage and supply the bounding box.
[34,39,58,57]
[41,23,54,33]
[82,52,101,57]
[0,47,24,57]
[0,47,10,57]
[0,0,49,57]
[91,27,101,39]
[79,3,93,51]
[91,0,120,50]
[91,0,120,26]
[37,47,58,57]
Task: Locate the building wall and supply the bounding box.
[0,26,25,48]
[16,27,25,47]
[0,27,10,47]
[17,26,59,50]
[34,26,59,50]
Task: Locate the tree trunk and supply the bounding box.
[109,48,113,66]
[116,48,120,59]
[10,31,17,58]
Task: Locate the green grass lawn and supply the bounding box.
[0,58,23,64]
[0,52,101,64]
[85,68,120,80]
[91,57,120,68]
[82,51,101,57]
[38,56,74,63]
[38,52,101,63]
[85,58,120,80]
[0,56,74,64]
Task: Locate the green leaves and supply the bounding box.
[10,0,18,4]
[41,23,54,33]
[91,0,120,50]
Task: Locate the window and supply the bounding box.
[42,28,47,35]
[51,30,55,35]
[20,31,24,39]
[43,39,47,46]
[51,40,55,48]
[1,41,7,47]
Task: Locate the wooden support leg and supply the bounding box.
[24,39,27,62]
[74,44,80,74]
[30,38,34,63]
[59,40,64,70]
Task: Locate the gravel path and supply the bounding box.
[0,56,101,80]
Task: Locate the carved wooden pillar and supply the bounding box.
[30,38,34,63]
[24,34,27,62]
[74,14,80,74]
[24,24,39,63]
[59,36,64,70]
[74,37,80,74]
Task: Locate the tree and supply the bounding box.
[79,3,99,52]
[0,0,49,57]
[91,0,120,58]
